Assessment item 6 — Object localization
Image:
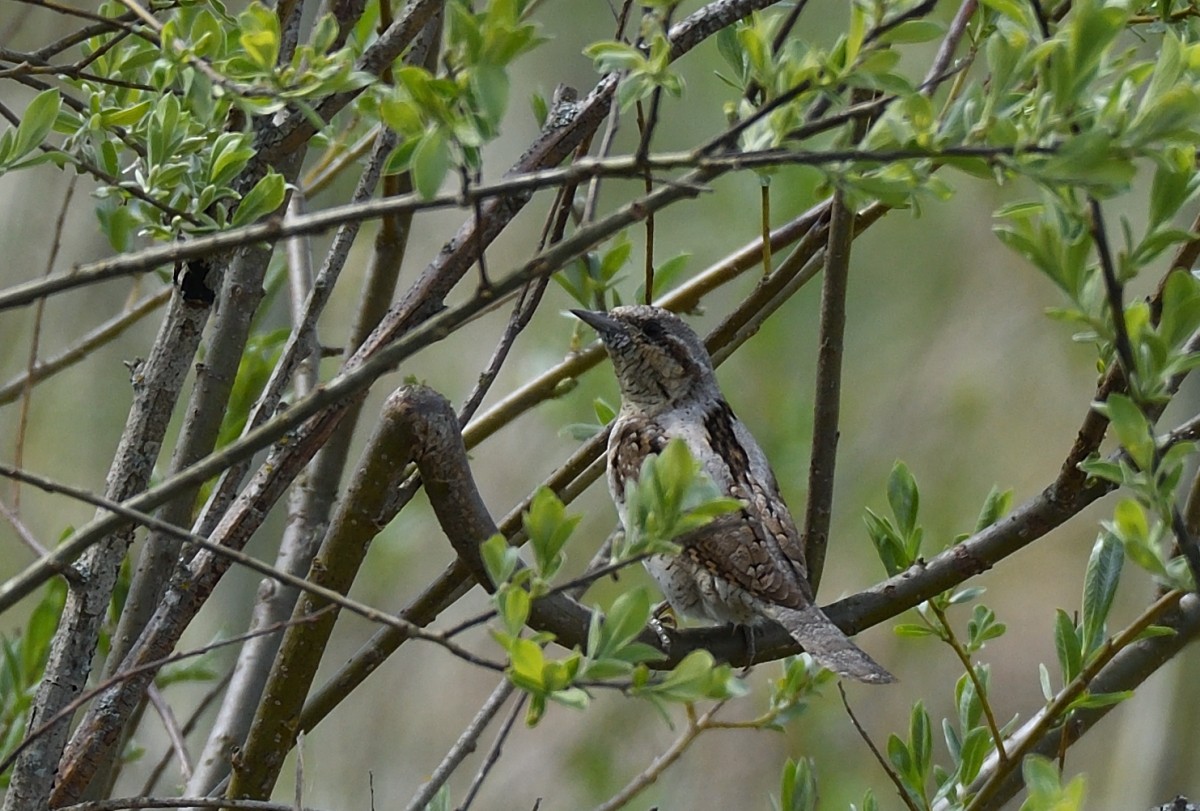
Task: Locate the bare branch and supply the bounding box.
[404,680,516,811]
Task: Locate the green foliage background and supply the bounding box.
[2,0,1200,808]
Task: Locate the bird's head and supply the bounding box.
[572,305,718,412]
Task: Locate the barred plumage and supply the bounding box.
[574,305,893,684]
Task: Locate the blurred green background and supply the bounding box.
[2,0,1199,808]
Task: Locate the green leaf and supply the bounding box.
[974,486,1013,532]
[592,589,651,660]
[887,461,920,540]
[636,649,745,702]
[980,0,1031,24]
[583,41,645,73]
[1053,609,1081,683]
[1081,532,1123,654]
[1021,754,1060,799]
[481,533,519,586]
[472,62,510,127]
[523,487,580,578]
[231,171,286,227]
[949,587,986,606]
[1068,689,1132,710]
[1019,754,1087,810]
[497,586,531,636]
[778,757,818,811]
[877,20,945,44]
[893,623,936,637]
[1096,394,1153,470]
[99,99,151,128]
[844,2,865,66]
[958,726,992,784]
[592,398,616,425]
[11,89,60,163]
[238,1,281,70]
[209,133,256,188]
[1111,498,1150,545]
[1148,158,1198,228]
[411,129,451,200]
[886,733,912,779]
[508,637,545,691]
[20,579,66,681]
[1039,662,1054,701]
[909,701,932,780]
[865,508,908,575]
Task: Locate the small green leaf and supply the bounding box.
[593,589,651,659]
[411,129,450,200]
[472,63,510,127]
[481,533,518,586]
[11,89,60,162]
[974,486,1013,532]
[887,461,919,538]
[877,20,945,44]
[231,171,286,227]
[238,1,281,70]
[99,100,152,128]
[592,398,617,425]
[508,637,545,691]
[1081,532,1123,654]
[524,487,580,578]
[1068,689,1132,710]
[497,586,531,636]
[949,587,986,606]
[1054,609,1082,683]
[1039,662,1054,701]
[1096,394,1154,469]
[909,701,932,779]
[958,726,992,784]
[980,0,1032,24]
[583,41,645,73]
[893,623,936,637]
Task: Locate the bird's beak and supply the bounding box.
[570,308,622,336]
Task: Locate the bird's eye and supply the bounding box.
[640,319,667,342]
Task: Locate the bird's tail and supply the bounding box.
[767,604,895,684]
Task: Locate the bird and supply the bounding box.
[573,304,894,684]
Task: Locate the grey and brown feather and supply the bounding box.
[574,305,894,684]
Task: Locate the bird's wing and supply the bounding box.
[677,514,811,609]
[696,400,815,606]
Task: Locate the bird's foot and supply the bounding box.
[648,601,677,649]
[738,624,757,675]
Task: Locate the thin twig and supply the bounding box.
[966,590,1185,811]
[13,176,75,508]
[0,496,82,583]
[1089,197,1137,382]
[0,144,1062,312]
[923,0,979,87]
[929,603,1007,765]
[457,691,527,811]
[839,684,920,811]
[144,683,192,783]
[589,702,727,811]
[57,796,329,810]
[403,680,517,811]
[441,552,652,640]
[0,287,169,404]
[139,666,234,795]
[0,463,505,671]
[0,608,336,778]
